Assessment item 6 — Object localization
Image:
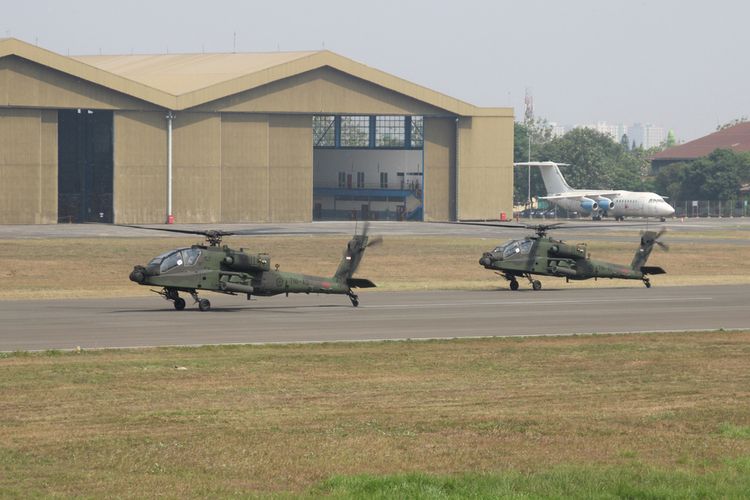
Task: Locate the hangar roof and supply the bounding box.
[0,38,511,117]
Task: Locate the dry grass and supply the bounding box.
[0,234,748,299]
[1,332,749,496]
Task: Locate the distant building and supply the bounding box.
[548,122,567,138]
[580,122,625,141]
[650,121,750,172]
[629,123,666,149]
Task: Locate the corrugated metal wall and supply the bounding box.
[423,117,456,221]
[220,113,270,222]
[0,108,57,223]
[113,111,167,224]
[457,116,514,220]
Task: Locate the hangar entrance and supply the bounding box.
[57,109,114,223]
[312,115,424,221]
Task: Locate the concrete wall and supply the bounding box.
[457,115,514,220]
[423,117,456,221]
[0,108,57,224]
[113,111,167,224]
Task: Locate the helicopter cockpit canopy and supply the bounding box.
[493,239,534,259]
[148,247,202,273]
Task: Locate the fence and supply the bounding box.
[673,200,750,218]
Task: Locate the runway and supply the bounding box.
[1,285,748,351]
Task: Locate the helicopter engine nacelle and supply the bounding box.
[596,197,614,211]
[223,252,271,272]
[548,242,587,259]
[579,197,598,215]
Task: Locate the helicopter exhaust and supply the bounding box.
[219,282,254,294]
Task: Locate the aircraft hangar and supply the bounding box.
[0,38,513,224]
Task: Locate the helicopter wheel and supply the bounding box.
[509,280,519,291]
[173,297,186,311]
[532,280,542,291]
[198,298,211,311]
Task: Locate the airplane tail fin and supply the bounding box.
[334,222,381,287]
[514,161,572,195]
[631,229,668,272]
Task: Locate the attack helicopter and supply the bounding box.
[465,222,668,290]
[127,223,380,311]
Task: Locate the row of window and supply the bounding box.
[313,115,424,148]
[338,171,389,188]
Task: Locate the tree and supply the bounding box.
[655,148,749,200]
[664,130,677,148]
[620,133,630,151]
[513,121,549,204]
[536,127,643,192]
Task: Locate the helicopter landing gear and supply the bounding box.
[189,291,211,311]
[643,277,652,289]
[509,280,519,291]
[347,291,359,307]
[158,288,187,311]
[524,274,542,291]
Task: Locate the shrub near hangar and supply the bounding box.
[0,38,513,225]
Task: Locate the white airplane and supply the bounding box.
[515,161,675,221]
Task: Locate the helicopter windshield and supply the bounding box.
[496,239,533,259]
[148,248,202,273]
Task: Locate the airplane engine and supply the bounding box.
[579,197,598,214]
[597,197,615,211]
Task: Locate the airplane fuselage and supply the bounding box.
[546,188,675,219]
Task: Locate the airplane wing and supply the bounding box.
[540,192,619,201]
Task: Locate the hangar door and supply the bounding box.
[58,109,114,223]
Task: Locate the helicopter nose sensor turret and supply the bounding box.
[479,252,495,267]
[129,265,147,283]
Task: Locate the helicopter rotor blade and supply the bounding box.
[117,224,234,237]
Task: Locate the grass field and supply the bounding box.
[1,231,749,299]
[2,230,749,496]
[1,332,750,496]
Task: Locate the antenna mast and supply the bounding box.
[524,88,534,210]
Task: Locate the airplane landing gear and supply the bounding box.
[347,291,359,307]
[643,277,651,288]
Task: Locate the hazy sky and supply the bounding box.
[4,0,749,141]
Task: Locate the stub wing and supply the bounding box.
[640,266,666,275]
[347,278,377,288]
